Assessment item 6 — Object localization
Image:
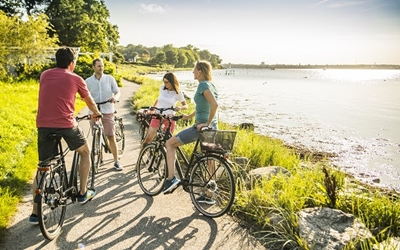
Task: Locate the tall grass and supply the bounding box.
[0,79,85,239]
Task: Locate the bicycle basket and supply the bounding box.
[200,130,237,152]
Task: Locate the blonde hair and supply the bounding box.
[195,60,212,81]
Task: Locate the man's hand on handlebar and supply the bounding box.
[90,113,102,121]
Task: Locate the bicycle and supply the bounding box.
[136,107,151,142]
[34,115,95,240]
[91,99,125,173]
[136,107,237,218]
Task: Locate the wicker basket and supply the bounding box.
[200,130,237,152]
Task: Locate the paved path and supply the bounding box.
[1,79,264,250]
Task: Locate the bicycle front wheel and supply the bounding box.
[139,123,148,142]
[115,117,125,155]
[91,127,102,174]
[37,167,67,240]
[189,155,235,218]
[75,152,95,191]
[136,143,167,196]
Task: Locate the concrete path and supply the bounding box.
[1,79,264,250]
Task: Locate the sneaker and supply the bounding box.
[163,177,180,193]
[28,214,47,225]
[114,162,123,171]
[196,195,216,205]
[77,189,96,204]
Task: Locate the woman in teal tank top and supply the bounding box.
[163,60,219,197]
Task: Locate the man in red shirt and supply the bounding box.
[29,47,102,225]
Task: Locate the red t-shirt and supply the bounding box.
[36,68,90,128]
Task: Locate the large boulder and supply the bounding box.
[298,207,372,250]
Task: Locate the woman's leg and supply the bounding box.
[165,136,181,180]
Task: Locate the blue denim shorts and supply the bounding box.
[176,121,218,145]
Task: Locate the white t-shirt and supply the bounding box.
[157,85,185,115]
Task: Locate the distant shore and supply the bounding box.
[221,63,400,70]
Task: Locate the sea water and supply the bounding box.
[148,68,400,192]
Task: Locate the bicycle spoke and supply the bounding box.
[137,144,166,196]
[115,118,125,155]
[91,128,102,174]
[37,169,67,240]
[190,155,235,218]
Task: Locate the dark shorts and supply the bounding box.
[37,126,86,161]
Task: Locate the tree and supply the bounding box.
[0,0,51,16]
[0,11,59,77]
[150,52,166,65]
[165,50,178,66]
[45,0,119,53]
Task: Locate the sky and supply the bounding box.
[103,0,400,65]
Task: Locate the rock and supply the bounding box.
[373,237,400,250]
[233,157,249,167]
[298,207,372,250]
[239,123,255,131]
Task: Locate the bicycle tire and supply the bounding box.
[139,123,148,142]
[75,152,95,192]
[115,117,125,155]
[91,127,102,174]
[137,143,167,196]
[189,155,235,218]
[37,166,67,240]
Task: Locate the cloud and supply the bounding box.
[315,0,329,6]
[139,3,165,13]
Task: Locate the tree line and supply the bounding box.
[0,0,223,80]
[117,44,222,69]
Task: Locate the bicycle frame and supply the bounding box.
[150,111,228,190]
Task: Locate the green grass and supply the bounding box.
[0,79,86,240]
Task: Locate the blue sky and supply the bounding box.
[104,0,400,65]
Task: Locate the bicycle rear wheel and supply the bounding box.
[37,166,67,240]
[91,127,102,174]
[115,117,125,155]
[137,143,166,196]
[189,155,235,218]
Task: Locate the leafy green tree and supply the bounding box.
[176,51,188,68]
[199,50,211,61]
[45,0,119,53]
[165,50,178,66]
[0,0,21,16]
[150,52,166,65]
[0,0,51,16]
[0,11,59,78]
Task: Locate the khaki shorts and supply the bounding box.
[90,113,115,137]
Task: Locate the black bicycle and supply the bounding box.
[34,115,95,240]
[91,100,125,173]
[136,107,152,142]
[136,107,237,217]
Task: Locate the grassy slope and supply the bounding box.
[0,80,86,239]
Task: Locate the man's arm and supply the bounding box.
[83,95,101,117]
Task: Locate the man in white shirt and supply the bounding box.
[85,58,123,171]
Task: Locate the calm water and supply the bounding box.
[148,68,400,192]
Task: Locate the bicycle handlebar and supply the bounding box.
[96,99,120,105]
[140,106,176,114]
[75,115,91,122]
